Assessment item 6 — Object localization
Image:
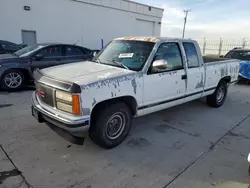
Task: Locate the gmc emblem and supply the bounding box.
[37,90,45,98]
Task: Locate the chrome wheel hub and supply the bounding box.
[106,112,126,139]
[4,73,22,88]
[216,86,225,103]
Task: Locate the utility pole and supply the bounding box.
[182,9,191,38]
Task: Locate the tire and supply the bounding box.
[249,165,250,176]
[0,69,24,91]
[206,80,228,108]
[89,102,132,149]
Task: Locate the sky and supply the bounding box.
[134,0,250,39]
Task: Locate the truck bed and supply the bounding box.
[203,55,230,63]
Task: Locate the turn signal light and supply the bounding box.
[72,95,81,116]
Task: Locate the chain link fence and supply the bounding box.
[194,38,250,56]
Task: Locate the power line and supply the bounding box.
[182,9,191,38]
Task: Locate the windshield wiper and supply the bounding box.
[107,60,129,70]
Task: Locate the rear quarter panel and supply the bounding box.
[204,60,239,90]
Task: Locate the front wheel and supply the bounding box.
[89,102,132,149]
[1,70,24,91]
[206,80,228,108]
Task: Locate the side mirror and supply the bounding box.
[34,54,44,61]
[219,55,224,58]
[93,51,97,57]
[151,59,168,73]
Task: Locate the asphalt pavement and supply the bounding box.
[0,84,250,188]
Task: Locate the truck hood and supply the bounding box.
[41,61,136,85]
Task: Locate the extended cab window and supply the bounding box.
[183,42,199,68]
[151,42,183,73]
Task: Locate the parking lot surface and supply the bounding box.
[0,84,250,188]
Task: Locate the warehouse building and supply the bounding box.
[0,0,164,49]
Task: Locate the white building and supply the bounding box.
[0,0,163,49]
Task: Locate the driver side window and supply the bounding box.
[150,42,183,73]
[37,46,62,58]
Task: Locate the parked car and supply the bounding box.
[18,43,28,49]
[224,48,250,81]
[31,37,240,149]
[0,40,26,54]
[0,43,94,90]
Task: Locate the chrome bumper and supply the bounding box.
[31,91,90,133]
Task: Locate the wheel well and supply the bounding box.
[90,96,137,127]
[2,68,32,84]
[220,76,231,84]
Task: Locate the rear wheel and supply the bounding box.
[89,102,132,149]
[249,165,250,176]
[1,70,24,91]
[206,80,228,108]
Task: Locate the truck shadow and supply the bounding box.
[0,86,35,95]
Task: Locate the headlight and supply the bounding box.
[56,91,72,102]
[55,91,81,116]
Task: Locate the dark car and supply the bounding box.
[0,40,26,54]
[224,48,250,81]
[0,43,94,91]
[224,48,250,60]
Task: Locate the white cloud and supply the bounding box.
[159,3,250,39]
[134,0,250,39]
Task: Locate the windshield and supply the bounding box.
[93,40,155,71]
[14,44,44,57]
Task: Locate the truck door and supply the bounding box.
[182,42,205,101]
[143,42,186,112]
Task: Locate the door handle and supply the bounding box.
[182,75,187,80]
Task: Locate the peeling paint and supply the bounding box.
[195,73,204,89]
[159,71,177,77]
[82,73,137,91]
[220,67,226,77]
[131,78,137,94]
[98,72,113,79]
[220,66,229,77]
[116,37,160,43]
[92,98,97,106]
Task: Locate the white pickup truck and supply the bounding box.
[31,37,240,149]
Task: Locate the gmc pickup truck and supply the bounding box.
[31,37,240,149]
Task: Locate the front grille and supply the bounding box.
[36,83,54,107]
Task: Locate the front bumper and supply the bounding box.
[31,91,90,133]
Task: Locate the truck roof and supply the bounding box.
[114,37,196,43]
